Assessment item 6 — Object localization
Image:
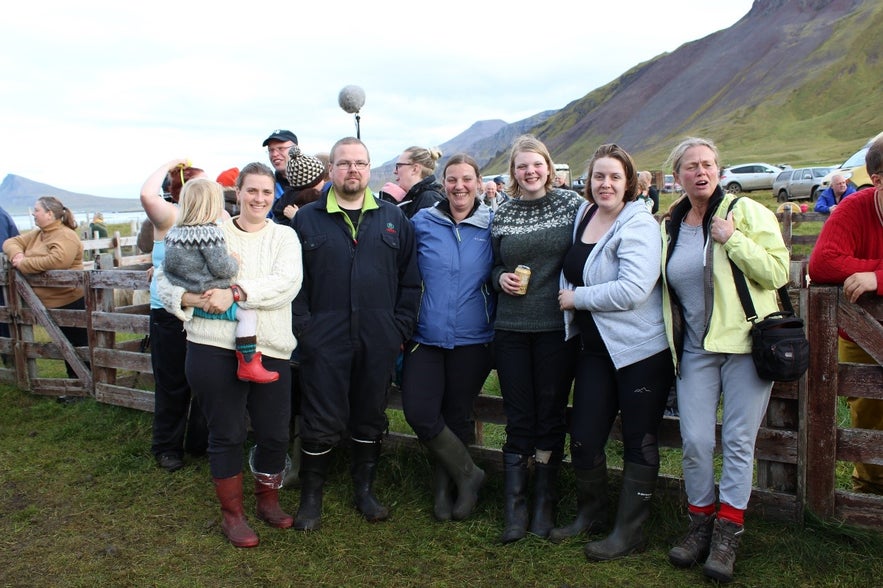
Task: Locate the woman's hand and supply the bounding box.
[284,204,299,219]
[10,253,24,268]
[711,211,735,244]
[499,272,523,296]
[558,289,575,311]
[200,288,235,314]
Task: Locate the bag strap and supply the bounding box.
[724,197,794,323]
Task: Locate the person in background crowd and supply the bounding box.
[660,137,789,583]
[273,146,328,223]
[378,181,407,206]
[493,175,509,200]
[136,164,205,254]
[482,180,510,211]
[554,144,673,560]
[158,161,303,547]
[809,134,883,495]
[291,137,420,530]
[3,197,87,379]
[217,167,241,217]
[403,153,495,522]
[636,171,660,214]
[140,159,209,473]
[814,173,856,214]
[89,212,108,238]
[491,135,583,543]
[0,205,20,352]
[390,146,446,218]
[263,129,298,221]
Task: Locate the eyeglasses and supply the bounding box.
[268,146,292,155]
[394,162,414,169]
[334,161,370,170]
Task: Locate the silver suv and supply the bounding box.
[772,167,833,202]
[719,162,781,193]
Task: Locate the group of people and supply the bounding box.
[6,126,881,586]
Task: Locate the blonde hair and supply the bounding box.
[665,137,720,174]
[402,146,443,179]
[507,135,555,197]
[637,170,652,193]
[176,178,225,226]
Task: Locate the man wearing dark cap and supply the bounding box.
[263,129,298,220]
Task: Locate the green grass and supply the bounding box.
[2,383,881,587]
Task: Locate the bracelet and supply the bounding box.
[230,285,241,302]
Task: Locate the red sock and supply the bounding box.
[688,503,716,516]
[718,503,745,525]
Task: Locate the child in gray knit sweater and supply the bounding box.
[163,178,278,384]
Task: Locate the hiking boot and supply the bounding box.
[702,518,744,583]
[668,511,715,567]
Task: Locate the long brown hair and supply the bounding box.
[36,196,78,229]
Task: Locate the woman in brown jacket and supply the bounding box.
[3,196,86,377]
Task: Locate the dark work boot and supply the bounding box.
[424,427,485,521]
[549,462,609,543]
[351,438,390,522]
[702,518,744,583]
[431,462,453,521]
[529,450,561,538]
[500,452,530,544]
[294,445,332,531]
[213,473,259,548]
[584,462,658,561]
[668,511,716,568]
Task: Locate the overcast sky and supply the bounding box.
[0,0,753,199]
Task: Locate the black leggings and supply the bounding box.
[569,346,673,470]
[401,342,492,444]
[57,297,88,378]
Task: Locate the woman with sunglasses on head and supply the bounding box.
[388,146,446,218]
[491,134,584,543]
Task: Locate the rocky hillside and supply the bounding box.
[488,0,879,174]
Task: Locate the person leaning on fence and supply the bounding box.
[554,144,674,560]
[158,161,303,548]
[660,137,789,583]
[808,133,883,495]
[403,153,495,522]
[3,196,87,379]
[140,159,209,473]
[491,135,583,543]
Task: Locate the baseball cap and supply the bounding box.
[262,129,298,146]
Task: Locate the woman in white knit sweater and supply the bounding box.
[159,162,302,548]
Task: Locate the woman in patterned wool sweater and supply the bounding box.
[163,178,278,384]
[491,134,585,543]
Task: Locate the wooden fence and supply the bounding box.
[1,253,881,529]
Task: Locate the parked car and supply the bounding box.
[572,174,586,194]
[719,162,782,193]
[772,166,834,202]
[662,174,682,193]
[817,132,881,194]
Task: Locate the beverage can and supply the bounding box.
[514,265,531,295]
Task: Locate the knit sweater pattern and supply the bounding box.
[491,188,584,332]
[163,224,238,293]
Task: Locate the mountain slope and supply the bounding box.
[487,0,879,175]
[0,175,141,215]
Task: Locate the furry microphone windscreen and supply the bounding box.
[338,85,366,114]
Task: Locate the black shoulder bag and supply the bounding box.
[725,198,810,381]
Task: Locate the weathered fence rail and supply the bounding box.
[2,254,881,529]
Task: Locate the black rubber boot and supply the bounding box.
[351,438,390,522]
[528,450,561,538]
[424,427,486,521]
[293,445,332,531]
[431,462,453,521]
[584,462,658,561]
[500,452,530,544]
[549,462,609,543]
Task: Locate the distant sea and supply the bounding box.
[12,211,147,232]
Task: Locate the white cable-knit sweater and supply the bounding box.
[157,218,303,360]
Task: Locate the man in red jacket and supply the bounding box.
[808,132,883,494]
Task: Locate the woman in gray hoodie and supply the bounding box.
[554,144,673,560]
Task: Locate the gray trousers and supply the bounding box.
[677,350,773,510]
